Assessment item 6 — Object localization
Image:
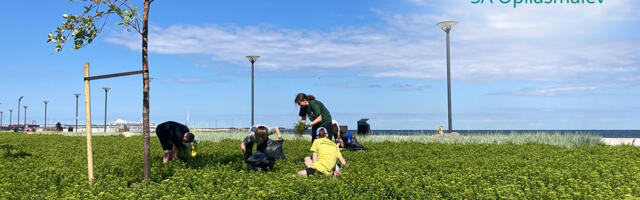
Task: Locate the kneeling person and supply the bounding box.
[241,124,282,160]
[155,121,195,164]
[295,127,346,177]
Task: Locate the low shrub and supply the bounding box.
[0,132,637,199]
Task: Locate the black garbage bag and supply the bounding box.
[246,152,276,172]
[265,139,286,160]
[345,138,368,152]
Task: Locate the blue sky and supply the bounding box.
[0,0,638,130]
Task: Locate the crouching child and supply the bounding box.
[294,127,346,177]
[241,124,283,171]
[241,124,282,160]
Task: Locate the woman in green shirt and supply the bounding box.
[295,93,334,143]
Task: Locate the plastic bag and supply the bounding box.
[246,152,276,172]
[265,139,287,160]
[345,138,368,152]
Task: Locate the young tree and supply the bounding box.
[48,0,154,180]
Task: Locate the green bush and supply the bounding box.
[0,132,638,199]
[293,121,308,137]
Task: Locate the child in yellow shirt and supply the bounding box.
[294,127,346,177]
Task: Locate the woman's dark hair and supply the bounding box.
[185,132,195,143]
[294,93,316,104]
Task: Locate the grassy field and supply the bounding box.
[1,132,639,199]
[33,130,603,147]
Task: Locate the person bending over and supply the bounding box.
[294,127,346,177]
[155,121,195,164]
[294,93,334,143]
[241,124,282,160]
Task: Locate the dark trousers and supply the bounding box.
[244,140,268,161]
[311,123,334,143]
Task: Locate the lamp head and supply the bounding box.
[246,56,260,63]
[437,21,458,33]
[74,94,81,97]
[102,87,111,92]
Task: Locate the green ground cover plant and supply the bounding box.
[1,132,638,199]
[35,131,603,147]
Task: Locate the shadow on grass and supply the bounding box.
[2,144,32,158]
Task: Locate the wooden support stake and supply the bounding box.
[83,62,95,184]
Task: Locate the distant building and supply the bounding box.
[110,118,154,127]
[109,118,155,132]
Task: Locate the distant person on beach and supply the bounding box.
[437,126,444,134]
[241,124,282,160]
[155,121,196,164]
[294,127,346,177]
[295,93,333,143]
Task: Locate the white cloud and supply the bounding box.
[105,0,640,89]
[491,74,640,96]
[492,85,606,96]
[391,84,428,91]
[327,82,382,88]
[406,0,429,6]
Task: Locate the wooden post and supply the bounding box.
[83,62,94,184]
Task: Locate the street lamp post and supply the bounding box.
[74,94,80,132]
[246,55,259,126]
[1,111,3,129]
[17,96,23,127]
[8,109,12,127]
[23,105,28,130]
[102,87,110,132]
[437,21,458,133]
[43,101,48,130]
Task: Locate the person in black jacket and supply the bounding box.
[155,121,195,164]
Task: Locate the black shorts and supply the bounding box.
[311,123,334,142]
[305,168,317,175]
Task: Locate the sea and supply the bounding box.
[282,129,640,138]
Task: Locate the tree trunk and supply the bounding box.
[142,0,151,181]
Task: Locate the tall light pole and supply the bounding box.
[1,111,3,129]
[8,109,12,127]
[437,21,458,133]
[23,105,28,130]
[17,96,23,127]
[43,101,49,130]
[102,87,110,132]
[246,55,259,126]
[74,94,80,132]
